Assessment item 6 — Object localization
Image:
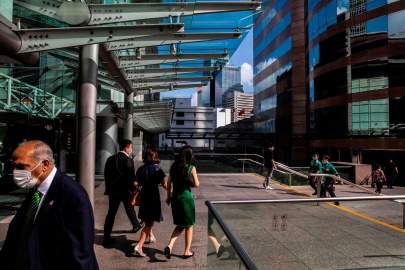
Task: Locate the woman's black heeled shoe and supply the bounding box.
[164,246,171,259]
[182,252,194,259]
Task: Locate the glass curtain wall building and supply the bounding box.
[308,0,405,168]
[253,0,307,164]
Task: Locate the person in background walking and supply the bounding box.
[164,146,200,259]
[0,140,98,269]
[386,159,398,189]
[263,146,276,190]
[309,153,323,195]
[133,148,166,257]
[320,155,340,206]
[103,139,142,246]
[372,164,386,194]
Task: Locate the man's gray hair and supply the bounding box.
[21,140,55,164]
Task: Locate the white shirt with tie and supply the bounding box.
[35,167,57,219]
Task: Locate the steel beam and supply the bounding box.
[126,66,217,79]
[15,1,261,26]
[119,52,227,68]
[134,83,207,95]
[107,32,241,51]
[0,15,39,64]
[15,23,184,53]
[132,76,210,87]
[77,44,98,207]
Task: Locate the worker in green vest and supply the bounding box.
[320,155,340,205]
[309,154,322,195]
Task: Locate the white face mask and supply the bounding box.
[13,161,44,189]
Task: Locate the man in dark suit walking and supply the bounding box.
[0,140,99,270]
[103,139,142,246]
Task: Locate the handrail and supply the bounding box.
[310,173,377,195]
[237,158,263,166]
[206,201,258,270]
[275,162,378,195]
[209,195,405,204]
[195,152,265,161]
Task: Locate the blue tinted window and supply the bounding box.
[367,0,387,11]
[254,62,292,94]
[255,12,291,57]
[255,37,292,75]
[308,1,337,41]
[366,15,388,33]
[309,80,315,103]
[389,10,405,38]
[337,0,349,15]
[309,45,320,71]
[254,0,289,39]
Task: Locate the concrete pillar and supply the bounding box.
[132,129,143,171]
[96,115,118,174]
[123,92,134,140]
[77,44,98,207]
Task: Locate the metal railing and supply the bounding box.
[207,195,405,270]
[0,72,73,118]
[206,200,258,270]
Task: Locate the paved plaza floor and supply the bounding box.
[1,173,405,269]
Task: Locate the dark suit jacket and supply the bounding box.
[104,152,136,196]
[0,170,99,270]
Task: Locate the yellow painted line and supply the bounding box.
[249,173,405,233]
[328,203,405,233]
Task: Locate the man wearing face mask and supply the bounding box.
[103,139,142,246]
[0,140,99,270]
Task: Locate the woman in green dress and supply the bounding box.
[164,146,200,259]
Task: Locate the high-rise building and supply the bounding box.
[308,0,405,166]
[254,0,405,168]
[159,98,231,150]
[253,0,306,164]
[222,87,254,123]
[214,65,241,107]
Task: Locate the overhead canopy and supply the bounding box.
[131,100,174,133]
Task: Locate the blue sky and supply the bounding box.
[160,30,254,99]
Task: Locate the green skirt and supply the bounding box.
[171,190,195,228]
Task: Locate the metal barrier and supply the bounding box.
[206,200,258,270]
[207,195,405,270]
[0,72,73,118]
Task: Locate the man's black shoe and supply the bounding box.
[334,202,340,206]
[102,237,115,247]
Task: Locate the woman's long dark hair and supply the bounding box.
[170,145,194,181]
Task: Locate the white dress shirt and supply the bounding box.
[35,167,57,219]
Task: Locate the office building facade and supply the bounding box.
[308,0,405,167]
[159,98,231,150]
[253,0,307,164]
[254,0,405,168]
[214,65,242,107]
[222,88,254,123]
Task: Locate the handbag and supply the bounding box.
[130,188,141,206]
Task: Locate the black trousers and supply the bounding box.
[320,179,336,198]
[104,193,141,239]
[375,182,383,193]
[309,176,318,193]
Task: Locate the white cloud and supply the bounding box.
[241,62,253,87]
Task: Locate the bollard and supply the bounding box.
[288,174,292,186]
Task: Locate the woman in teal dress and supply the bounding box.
[164,146,200,259]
